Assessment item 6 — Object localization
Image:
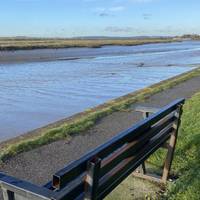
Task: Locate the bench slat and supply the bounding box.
[135,106,160,114]
[97,128,172,200]
[0,98,185,200]
[53,98,184,190]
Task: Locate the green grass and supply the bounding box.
[140,90,200,199]
[0,38,180,51]
[101,88,200,200]
[0,67,200,163]
[164,91,200,200]
[105,175,161,200]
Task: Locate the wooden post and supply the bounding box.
[143,111,149,119]
[139,162,146,174]
[2,189,15,200]
[161,105,183,183]
[139,110,150,174]
[84,157,101,200]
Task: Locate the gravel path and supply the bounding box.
[0,75,200,199]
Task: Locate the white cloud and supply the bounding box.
[109,6,125,12]
[94,5,125,17]
[129,0,156,2]
[105,26,134,33]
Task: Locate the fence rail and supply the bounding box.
[0,98,185,200]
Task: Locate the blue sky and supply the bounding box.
[0,0,200,37]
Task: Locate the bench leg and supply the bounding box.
[84,158,101,200]
[162,106,182,183]
[2,189,15,200]
[133,105,183,184]
[135,162,146,174]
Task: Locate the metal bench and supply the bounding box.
[0,98,185,200]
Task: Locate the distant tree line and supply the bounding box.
[181,34,200,39]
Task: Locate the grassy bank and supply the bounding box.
[146,90,200,199]
[0,67,200,163]
[0,38,180,51]
[164,91,200,199]
[106,90,200,200]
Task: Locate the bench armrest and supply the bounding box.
[135,106,160,118]
[135,106,160,114]
[0,172,55,200]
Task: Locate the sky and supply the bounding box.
[0,0,200,37]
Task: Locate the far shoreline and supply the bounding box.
[0,67,200,162]
[0,38,182,64]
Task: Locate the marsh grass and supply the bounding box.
[0,67,200,163]
[0,38,179,51]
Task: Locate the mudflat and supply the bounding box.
[1,41,200,140]
[0,39,182,64]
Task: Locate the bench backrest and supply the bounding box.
[0,98,185,200]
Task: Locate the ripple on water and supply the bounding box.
[0,41,200,141]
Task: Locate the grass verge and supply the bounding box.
[148,90,200,199]
[102,88,200,200]
[164,91,200,200]
[0,38,180,51]
[0,67,200,163]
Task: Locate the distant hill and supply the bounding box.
[180,34,200,40]
[71,36,174,40]
[1,34,200,41]
[0,36,175,41]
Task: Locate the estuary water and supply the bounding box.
[0,41,200,141]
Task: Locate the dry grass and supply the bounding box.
[0,38,180,51]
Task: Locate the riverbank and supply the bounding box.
[0,67,200,162]
[0,38,179,51]
[165,91,200,199]
[0,38,180,64]
[1,40,199,141]
[0,67,200,199]
[107,90,200,200]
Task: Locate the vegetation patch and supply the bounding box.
[164,91,200,200]
[101,86,200,200]
[0,67,200,163]
[0,38,180,51]
[105,175,161,200]
[143,90,200,199]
